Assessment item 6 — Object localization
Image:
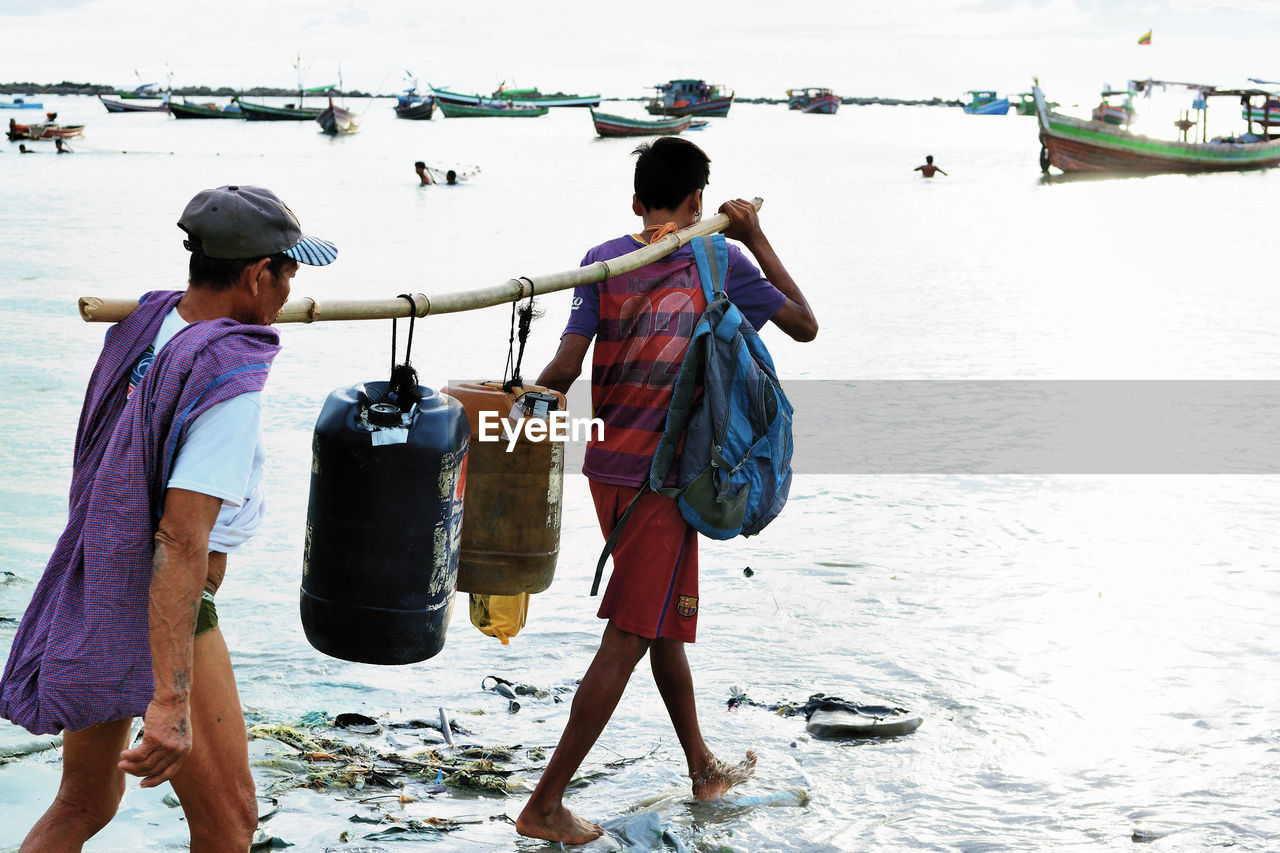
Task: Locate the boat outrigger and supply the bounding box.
[1034,80,1280,174]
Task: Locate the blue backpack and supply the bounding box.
[592,233,794,595]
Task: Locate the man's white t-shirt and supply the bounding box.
[138,308,266,553]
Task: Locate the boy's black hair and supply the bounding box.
[414,160,426,169]
[188,252,294,291]
[632,137,711,211]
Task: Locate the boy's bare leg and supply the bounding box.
[21,718,133,851]
[650,637,756,800]
[516,622,649,844]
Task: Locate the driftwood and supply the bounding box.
[78,198,763,324]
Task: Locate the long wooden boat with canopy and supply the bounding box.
[1034,79,1280,174]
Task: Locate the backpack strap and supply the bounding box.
[590,235,727,596]
[648,234,726,491]
[691,234,728,300]
[592,485,648,595]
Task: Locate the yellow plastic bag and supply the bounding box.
[469,592,529,644]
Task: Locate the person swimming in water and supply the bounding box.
[914,155,947,177]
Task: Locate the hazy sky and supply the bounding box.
[3,0,1278,102]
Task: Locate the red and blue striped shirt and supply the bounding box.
[564,235,785,487]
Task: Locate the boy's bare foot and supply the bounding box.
[515,802,604,845]
[691,749,757,800]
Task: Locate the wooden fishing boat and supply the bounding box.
[786,88,840,114]
[0,97,43,110]
[167,99,244,119]
[394,90,435,119]
[437,99,547,118]
[646,79,733,117]
[1034,83,1280,174]
[591,109,691,137]
[317,97,359,134]
[99,94,170,113]
[238,99,325,121]
[1091,88,1136,126]
[7,116,84,140]
[962,90,1010,115]
[431,85,598,108]
[490,86,600,107]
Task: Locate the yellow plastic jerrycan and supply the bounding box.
[441,381,565,595]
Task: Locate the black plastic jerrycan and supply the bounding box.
[301,380,470,665]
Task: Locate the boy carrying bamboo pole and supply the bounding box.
[517,138,817,844]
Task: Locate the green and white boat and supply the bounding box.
[432,85,598,108]
[590,109,691,137]
[1034,80,1280,174]
[437,99,547,118]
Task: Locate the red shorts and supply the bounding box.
[589,480,699,642]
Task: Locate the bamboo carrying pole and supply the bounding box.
[78,198,764,324]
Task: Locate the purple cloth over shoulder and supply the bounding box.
[0,290,280,734]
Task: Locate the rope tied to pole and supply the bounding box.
[503,277,537,393]
[389,293,421,407]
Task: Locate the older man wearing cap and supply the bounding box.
[0,185,335,851]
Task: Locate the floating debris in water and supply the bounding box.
[249,829,293,849]
[334,713,382,735]
[294,710,330,728]
[481,674,571,702]
[1131,824,1176,843]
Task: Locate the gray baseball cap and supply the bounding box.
[178,185,337,265]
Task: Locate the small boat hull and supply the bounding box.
[0,100,43,110]
[801,95,840,114]
[7,119,85,140]
[432,87,599,108]
[238,100,324,121]
[963,98,1011,115]
[645,95,733,118]
[317,100,359,135]
[395,98,435,120]
[99,95,169,114]
[591,110,691,137]
[168,100,244,119]
[788,88,839,114]
[437,100,547,118]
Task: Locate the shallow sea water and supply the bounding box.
[1,97,1279,851]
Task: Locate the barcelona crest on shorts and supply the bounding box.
[676,595,698,617]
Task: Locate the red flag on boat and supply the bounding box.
[1138,30,1152,45]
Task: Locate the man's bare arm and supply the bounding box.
[118,487,221,787]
